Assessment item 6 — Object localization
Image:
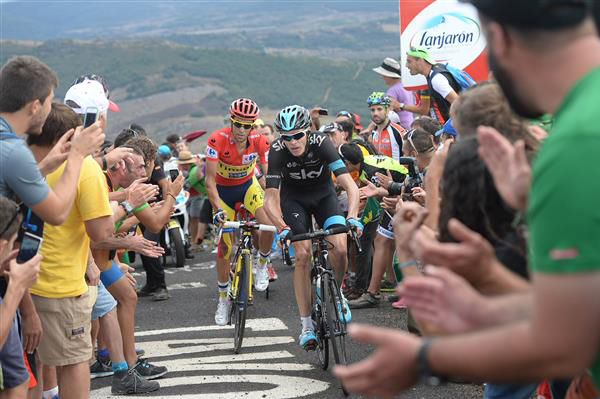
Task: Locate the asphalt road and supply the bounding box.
[91,251,483,399]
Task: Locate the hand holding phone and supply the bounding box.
[17,233,43,264]
[169,169,179,181]
[83,107,98,128]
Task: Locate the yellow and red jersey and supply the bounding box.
[206,127,269,186]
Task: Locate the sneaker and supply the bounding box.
[90,357,113,379]
[133,358,167,380]
[337,293,352,323]
[214,299,231,326]
[267,264,278,282]
[112,369,160,394]
[348,292,381,309]
[380,280,396,292]
[152,288,170,302]
[392,297,407,309]
[136,285,156,298]
[298,329,318,351]
[253,265,269,292]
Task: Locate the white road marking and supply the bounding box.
[91,375,329,399]
[136,317,288,336]
[158,350,295,365]
[167,281,207,290]
[154,361,313,372]
[137,336,294,358]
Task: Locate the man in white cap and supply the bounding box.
[373,57,415,130]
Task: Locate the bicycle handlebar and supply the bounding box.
[223,221,277,232]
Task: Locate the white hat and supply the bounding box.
[372,58,402,79]
[64,80,109,115]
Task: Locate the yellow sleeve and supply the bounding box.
[78,157,113,221]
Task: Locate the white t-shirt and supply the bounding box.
[429,71,454,99]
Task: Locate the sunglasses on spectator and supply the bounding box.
[337,111,353,118]
[231,118,254,130]
[280,130,308,142]
[321,123,342,134]
[0,204,19,238]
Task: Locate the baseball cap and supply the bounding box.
[64,80,110,115]
[461,0,591,29]
[435,118,457,137]
[71,75,120,112]
[158,145,171,157]
[407,46,436,65]
[373,58,402,79]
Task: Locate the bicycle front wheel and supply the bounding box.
[324,273,348,366]
[313,275,329,370]
[233,253,250,353]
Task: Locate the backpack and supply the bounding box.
[443,64,476,91]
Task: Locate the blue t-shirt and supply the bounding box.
[0,118,49,206]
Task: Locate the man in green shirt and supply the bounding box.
[334,0,600,396]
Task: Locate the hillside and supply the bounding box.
[0,40,383,143]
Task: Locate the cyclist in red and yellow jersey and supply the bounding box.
[205,98,275,326]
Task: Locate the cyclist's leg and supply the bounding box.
[245,177,274,265]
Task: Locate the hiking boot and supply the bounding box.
[136,285,157,298]
[112,369,160,394]
[90,357,113,379]
[152,288,170,302]
[133,358,168,380]
[348,292,381,309]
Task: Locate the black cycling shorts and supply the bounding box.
[199,198,213,224]
[281,185,345,236]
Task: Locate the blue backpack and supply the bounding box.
[443,64,476,91]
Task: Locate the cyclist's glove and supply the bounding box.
[213,209,226,225]
[346,217,364,234]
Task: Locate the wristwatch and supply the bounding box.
[399,102,405,111]
[416,338,447,386]
[120,201,134,216]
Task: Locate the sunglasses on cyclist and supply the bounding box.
[231,118,254,130]
[280,130,308,142]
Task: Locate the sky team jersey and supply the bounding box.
[372,121,405,161]
[206,127,269,186]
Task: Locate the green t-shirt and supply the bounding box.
[188,165,207,196]
[527,66,600,389]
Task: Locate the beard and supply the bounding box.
[26,110,47,135]
[371,115,385,125]
[488,52,544,119]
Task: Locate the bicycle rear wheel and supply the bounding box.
[312,275,329,370]
[233,253,249,353]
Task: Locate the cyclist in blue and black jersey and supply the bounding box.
[263,105,363,350]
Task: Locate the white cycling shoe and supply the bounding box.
[214,299,231,326]
[253,265,269,292]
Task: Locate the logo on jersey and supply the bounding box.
[292,213,300,218]
[308,134,325,146]
[272,141,284,151]
[289,165,325,180]
[206,147,218,158]
[286,162,298,168]
[242,153,258,164]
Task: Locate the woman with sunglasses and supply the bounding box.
[204,98,275,327]
[264,105,363,350]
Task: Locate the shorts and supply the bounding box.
[100,261,125,288]
[199,198,213,224]
[281,185,345,236]
[187,195,204,219]
[31,287,96,367]
[376,208,394,240]
[91,281,117,321]
[0,309,28,389]
[216,176,264,221]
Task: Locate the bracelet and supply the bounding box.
[398,260,419,269]
[416,338,447,386]
[168,193,177,200]
[101,155,108,171]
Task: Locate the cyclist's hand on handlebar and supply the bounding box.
[278,227,291,244]
[346,217,363,237]
[213,209,226,225]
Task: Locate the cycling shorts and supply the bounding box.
[216,176,264,221]
[281,185,345,236]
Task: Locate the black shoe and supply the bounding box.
[152,288,170,302]
[112,369,160,394]
[133,358,167,380]
[90,357,113,379]
[185,249,195,259]
[136,285,157,298]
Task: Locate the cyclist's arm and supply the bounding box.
[264,142,286,231]
[336,173,360,219]
[205,160,221,212]
[264,188,287,231]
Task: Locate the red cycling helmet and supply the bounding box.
[229,98,260,121]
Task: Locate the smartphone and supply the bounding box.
[17,232,43,264]
[83,107,98,128]
[318,108,329,116]
[169,169,179,181]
